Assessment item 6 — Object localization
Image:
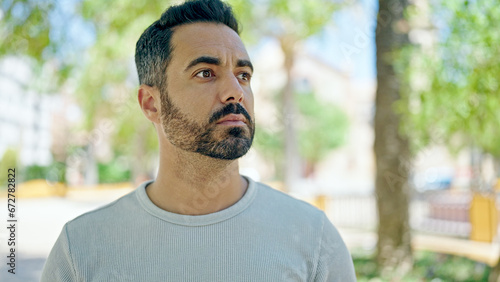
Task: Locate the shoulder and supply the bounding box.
[254,181,323,213]
[251,181,356,280]
[252,181,327,228]
[65,188,139,233]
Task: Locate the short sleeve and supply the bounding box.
[314,213,356,281]
[41,224,77,282]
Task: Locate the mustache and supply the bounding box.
[208,103,253,126]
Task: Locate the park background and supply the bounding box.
[0,0,499,281]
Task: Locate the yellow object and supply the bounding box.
[12,179,67,198]
[470,193,498,243]
[313,195,329,211]
[263,181,285,192]
[70,182,132,190]
[2,180,135,198]
[495,178,500,192]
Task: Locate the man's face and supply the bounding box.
[160,22,255,160]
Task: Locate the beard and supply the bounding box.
[160,88,254,160]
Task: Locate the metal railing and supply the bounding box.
[323,191,500,239]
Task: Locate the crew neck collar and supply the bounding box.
[135,175,257,226]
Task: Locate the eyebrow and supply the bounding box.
[237,59,254,73]
[184,56,220,72]
[184,56,254,73]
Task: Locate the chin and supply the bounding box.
[197,137,253,160]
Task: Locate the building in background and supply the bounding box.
[0,57,54,167]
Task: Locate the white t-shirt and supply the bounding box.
[41,176,356,281]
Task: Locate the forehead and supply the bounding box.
[170,22,250,65]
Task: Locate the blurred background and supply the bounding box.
[1,0,499,281]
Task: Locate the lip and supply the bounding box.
[216,114,246,126]
[217,120,246,126]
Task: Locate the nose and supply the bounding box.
[219,74,244,104]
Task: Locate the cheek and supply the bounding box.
[172,92,215,123]
[244,90,255,116]
[168,80,213,116]
[188,100,212,120]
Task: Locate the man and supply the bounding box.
[41,0,356,281]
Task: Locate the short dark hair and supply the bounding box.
[135,0,240,89]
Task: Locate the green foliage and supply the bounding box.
[0,148,19,186]
[398,0,500,157]
[354,250,491,281]
[0,1,54,62]
[67,1,166,176]
[253,123,285,179]
[97,158,131,183]
[112,105,159,158]
[22,165,47,180]
[75,1,170,131]
[254,92,349,166]
[21,162,66,183]
[0,0,86,86]
[229,0,341,42]
[296,92,349,163]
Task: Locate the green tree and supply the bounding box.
[1,0,102,184]
[254,92,349,179]
[296,93,349,177]
[73,1,170,182]
[374,0,413,276]
[398,0,500,280]
[1,1,54,63]
[2,1,169,184]
[0,0,86,87]
[400,0,500,161]
[0,148,19,187]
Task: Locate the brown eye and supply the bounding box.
[195,70,214,78]
[237,72,251,81]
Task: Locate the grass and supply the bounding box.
[353,250,492,281]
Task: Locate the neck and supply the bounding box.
[147,141,248,215]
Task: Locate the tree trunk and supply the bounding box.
[279,36,300,193]
[495,158,500,178]
[303,160,316,179]
[469,146,483,191]
[83,143,98,185]
[374,0,413,276]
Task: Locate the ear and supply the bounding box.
[138,84,161,124]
